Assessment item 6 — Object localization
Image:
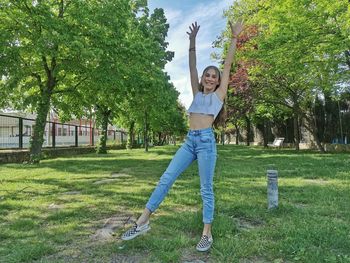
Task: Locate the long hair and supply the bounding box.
[199,65,226,128]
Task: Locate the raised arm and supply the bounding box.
[186,22,200,96]
[216,20,244,101]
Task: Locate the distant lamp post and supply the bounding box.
[338,100,344,144]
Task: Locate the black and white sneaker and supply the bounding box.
[121,222,150,241]
[196,235,213,252]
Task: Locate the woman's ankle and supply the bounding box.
[202,223,212,237]
[136,214,148,225]
[136,218,149,226]
[136,208,151,226]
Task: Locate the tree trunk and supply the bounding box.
[293,110,300,151]
[245,116,251,146]
[323,93,336,143]
[235,123,240,145]
[263,120,269,147]
[158,132,162,145]
[311,129,325,153]
[304,114,325,153]
[161,134,167,145]
[97,109,110,154]
[29,55,57,163]
[221,130,225,145]
[144,111,149,152]
[152,130,156,146]
[29,92,52,163]
[127,120,135,149]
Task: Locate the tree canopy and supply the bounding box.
[0,0,186,161]
[216,0,350,150]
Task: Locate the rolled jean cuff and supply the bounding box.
[145,203,155,213]
[203,218,213,224]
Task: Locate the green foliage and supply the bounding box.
[114,8,185,150]
[219,0,350,149]
[0,0,186,160]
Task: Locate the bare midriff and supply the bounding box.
[189,113,214,130]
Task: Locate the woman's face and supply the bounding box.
[202,68,220,93]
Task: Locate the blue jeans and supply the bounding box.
[146,127,217,224]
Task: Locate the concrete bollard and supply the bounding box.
[267,170,278,209]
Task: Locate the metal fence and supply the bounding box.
[0,114,127,149]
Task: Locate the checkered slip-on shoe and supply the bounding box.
[121,222,150,241]
[196,235,213,252]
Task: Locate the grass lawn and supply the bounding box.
[0,145,349,263]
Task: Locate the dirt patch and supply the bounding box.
[110,172,132,178]
[110,253,148,263]
[183,260,207,263]
[181,248,211,263]
[91,214,135,241]
[62,191,81,195]
[172,206,200,213]
[233,217,265,231]
[293,203,308,209]
[120,168,133,173]
[303,179,329,185]
[93,178,119,185]
[48,203,65,210]
[240,257,291,263]
[50,247,82,260]
[239,257,271,263]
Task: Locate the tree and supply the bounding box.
[0,0,135,162]
[227,62,254,145]
[222,0,350,152]
[114,7,179,152]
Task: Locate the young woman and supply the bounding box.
[121,20,243,252]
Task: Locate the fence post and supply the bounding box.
[52,122,56,148]
[19,117,23,149]
[91,128,94,146]
[75,125,78,147]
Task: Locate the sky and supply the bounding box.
[148,0,232,108]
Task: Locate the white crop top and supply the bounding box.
[187,91,223,119]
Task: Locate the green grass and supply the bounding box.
[0,145,349,262]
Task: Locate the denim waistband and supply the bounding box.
[187,127,213,136]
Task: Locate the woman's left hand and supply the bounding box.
[229,19,244,38]
[187,22,200,40]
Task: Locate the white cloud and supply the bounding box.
[172,76,189,95]
[163,8,182,24]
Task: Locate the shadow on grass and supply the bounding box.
[215,145,349,180]
[1,181,350,262]
[3,145,349,180]
[1,145,350,262]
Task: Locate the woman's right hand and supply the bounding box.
[186,22,200,40]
